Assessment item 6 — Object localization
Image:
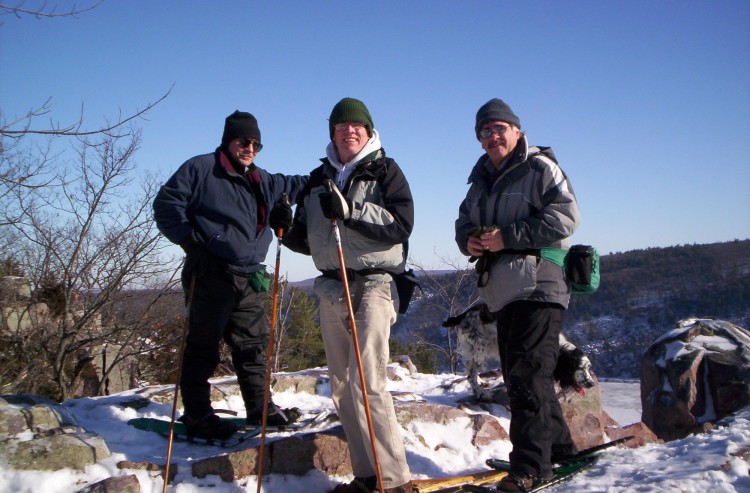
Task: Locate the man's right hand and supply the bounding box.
[319,180,351,220]
[181,235,210,276]
[467,236,486,257]
[269,194,293,236]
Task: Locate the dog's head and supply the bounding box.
[443,303,496,329]
[555,346,596,394]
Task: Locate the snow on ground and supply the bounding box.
[1,368,748,493]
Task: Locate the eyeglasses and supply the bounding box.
[334,122,366,132]
[479,124,510,140]
[237,137,263,152]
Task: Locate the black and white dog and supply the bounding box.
[443,303,595,401]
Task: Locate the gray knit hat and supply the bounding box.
[328,98,374,140]
[475,98,521,140]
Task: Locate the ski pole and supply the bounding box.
[256,194,288,492]
[329,214,386,493]
[163,271,197,493]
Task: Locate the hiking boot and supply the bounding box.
[178,412,238,440]
[495,473,550,492]
[327,476,375,493]
[551,444,578,463]
[384,480,418,493]
[246,402,302,427]
[327,478,417,493]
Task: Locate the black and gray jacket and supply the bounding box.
[153,149,308,274]
[283,146,414,278]
[455,134,581,311]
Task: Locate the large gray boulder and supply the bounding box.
[640,317,750,441]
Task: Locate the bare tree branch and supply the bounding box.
[0,128,182,400]
[0,1,104,19]
[1,86,174,137]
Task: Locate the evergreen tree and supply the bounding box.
[274,286,326,372]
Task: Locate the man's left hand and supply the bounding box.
[479,228,505,252]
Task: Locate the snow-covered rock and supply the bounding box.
[640,317,750,441]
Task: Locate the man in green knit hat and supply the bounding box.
[283,98,416,493]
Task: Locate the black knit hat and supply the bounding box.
[221,110,261,146]
[328,98,374,140]
[475,98,521,140]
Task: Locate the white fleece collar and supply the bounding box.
[326,129,382,189]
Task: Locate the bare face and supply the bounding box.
[227,137,261,168]
[480,120,521,168]
[332,122,369,163]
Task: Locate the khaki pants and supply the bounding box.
[318,279,411,488]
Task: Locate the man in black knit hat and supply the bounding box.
[153,110,308,440]
[455,99,582,492]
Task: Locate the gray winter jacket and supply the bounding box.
[455,135,580,311]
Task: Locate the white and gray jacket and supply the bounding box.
[455,135,581,312]
[284,135,414,286]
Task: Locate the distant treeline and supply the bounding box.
[392,239,750,378]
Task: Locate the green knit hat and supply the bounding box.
[328,98,374,140]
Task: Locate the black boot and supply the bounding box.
[327,476,376,493]
[179,412,238,440]
[246,401,302,427]
[551,443,578,463]
[495,472,553,492]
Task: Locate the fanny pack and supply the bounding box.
[541,245,600,295]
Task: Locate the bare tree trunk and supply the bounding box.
[410,255,480,374]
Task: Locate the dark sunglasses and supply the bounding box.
[238,137,263,152]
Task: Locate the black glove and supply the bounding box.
[269,194,293,236]
[319,180,351,220]
[181,234,210,277]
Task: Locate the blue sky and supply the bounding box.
[2,0,748,281]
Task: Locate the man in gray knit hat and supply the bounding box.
[455,99,581,492]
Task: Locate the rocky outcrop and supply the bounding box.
[271,369,328,395]
[0,276,50,334]
[602,410,659,447]
[74,475,140,493]
[558,382,605,450]
[460,370,608,450]
[0,275,31,301]
[396,401,508,447]
[192,427,352,482]
[192,401,509,482]
[0,365,661,486]
[640,318,750,441]
[0,394,110,471]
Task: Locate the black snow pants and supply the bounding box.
[180,261,268,420]
[496,300,576,479]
